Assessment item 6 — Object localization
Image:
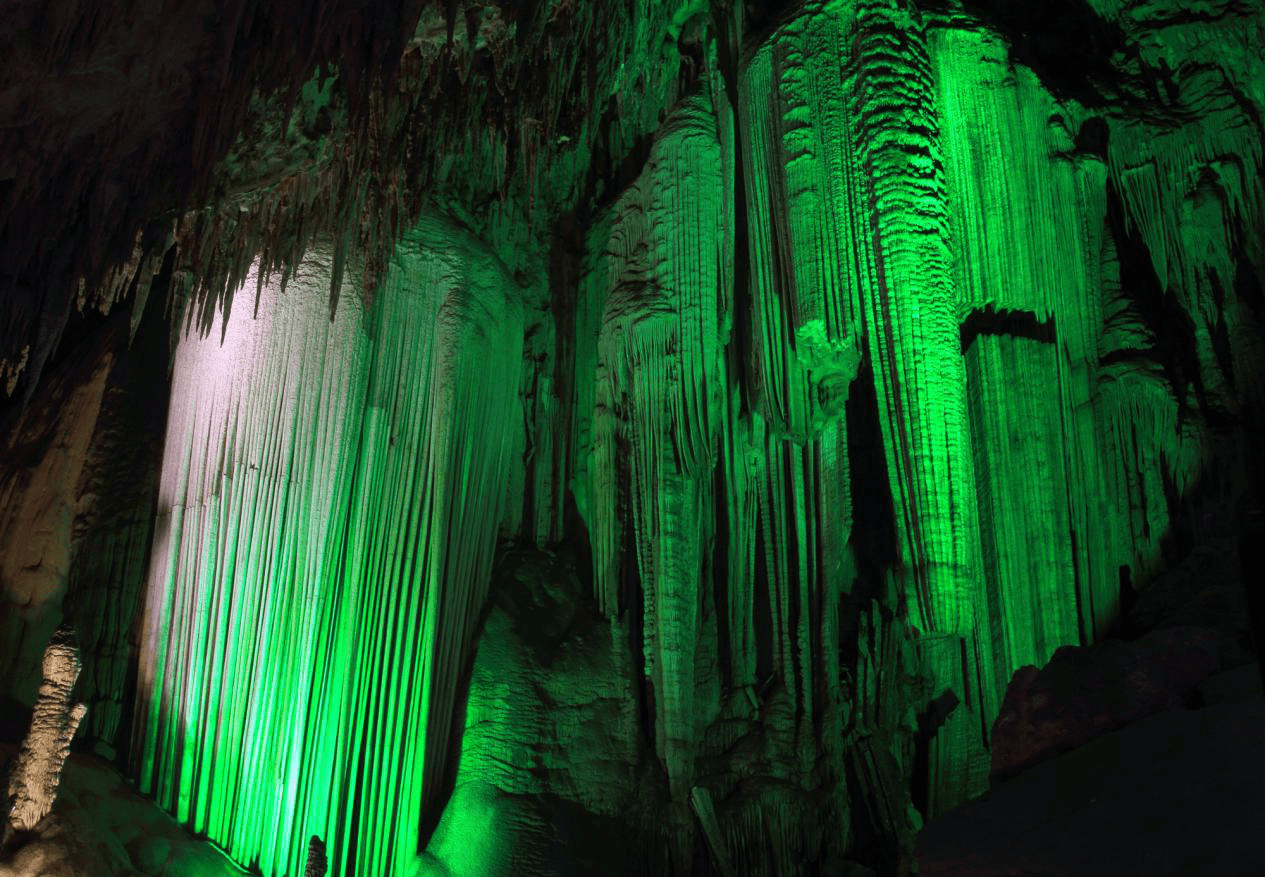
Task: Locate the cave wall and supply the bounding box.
[0,299,167,754]
[568,0,1263,846]
[129,221,524,876]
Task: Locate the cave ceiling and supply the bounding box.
[3,0,1259,399]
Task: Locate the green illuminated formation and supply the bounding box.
[581,90,730,797]
[132,222,524,876]
[572,0,1262,847]
[97,0,1264,874]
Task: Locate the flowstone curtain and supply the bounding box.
[568,0,1230,828]
[132,220,524,877]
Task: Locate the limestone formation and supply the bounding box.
[0,0,1261,875]
[5,629,86,840]
[304,836,327,877]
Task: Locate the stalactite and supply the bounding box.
[132,241,371,877]
[0,0,429,401]
[1104,63,1265,438]
[1108,75,1263,300]
[738,2,866,442]
[582,91,729,797]
[574,0,1159,842]
[931,24,1104,700]
[849,0,982,639]
[845,0,992,816]
[965,335,1079,676]
[132,218,524,877]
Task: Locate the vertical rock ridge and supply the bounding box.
[131,220,524,876]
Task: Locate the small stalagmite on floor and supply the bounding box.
[304,836,327,877]
[4,628,86,843]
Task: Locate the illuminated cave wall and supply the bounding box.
[564,0,1264,851]
[133,222,524,876]
[0,0,1262,875]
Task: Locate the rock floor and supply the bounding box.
[917,663,1265,876]
[4,663,1261,876]
[0,745,244,877]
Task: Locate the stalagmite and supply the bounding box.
[305,835,328,877]
[4,628,87,839]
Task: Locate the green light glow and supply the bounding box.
[569,0,1248,826]
[125,0,1263,870]
[133,221,524,876]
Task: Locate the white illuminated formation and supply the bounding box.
[5,628,87,838]
[132,222,524,877]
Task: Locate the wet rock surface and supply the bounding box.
[0,746,243,877]
[989,626,1223,784]
[917,666,1265,876]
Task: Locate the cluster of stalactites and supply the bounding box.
[132,219,524,877]
[571,0,1262,825]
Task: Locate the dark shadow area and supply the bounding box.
[959,306,1055,355]
[917,688,1265,876]
[530,793,674,877]
[954,0,1132,107]
[841,357,901,670]
[1101,182,1207,420]
[911,688,961,819]
[737,0,809,53]
[0,695,26,744]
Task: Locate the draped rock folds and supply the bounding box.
[571,0,1263,854]
[133,220,523,876]
[117,0,1264,874]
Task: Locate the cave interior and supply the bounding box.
[1,0,1264,875]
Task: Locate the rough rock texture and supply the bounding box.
[1127,538,1256,663]
[60,303,169,759]
[303,837,327,877]
[0,0,429,401]
[0,300,167,755]
[0,349,111,713]
[989,626,1222,784]
[5,630,86,839]
[431,546,913,876]
[0,745,245,877]
[419,546,667,877]
[0,0,710,406]
[0,817,92,877]
[917,672,1265,876]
